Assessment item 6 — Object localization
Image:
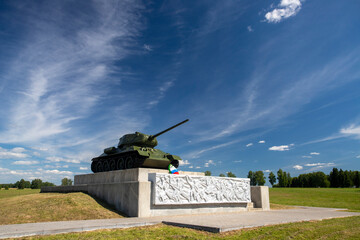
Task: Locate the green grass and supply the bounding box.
[0,188,40,199]
[270,188,360,211]
[0,189,125,225]
[18,216,360,240]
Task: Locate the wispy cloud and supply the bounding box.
[258,140,265,144]
[46,156,80,164]
[246,143,253,147]
[265,0,302,23]
[269,144,294,151]
[310,152,320,155]
[340,124,360,139]
[0,1,147,147]
[247,25,254,32]
[12,160,39,165]
[143,44,153,51]
[0,147,29,159]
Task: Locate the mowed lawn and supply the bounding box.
[0,189,125,225]
[270,188,360,211]
[3,187,359,239]
[0,188,40,199]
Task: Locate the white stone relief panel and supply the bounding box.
[149,173,251,205]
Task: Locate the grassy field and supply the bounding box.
[0,189,124,225]
[0,188,40,199]
[2,188,360,239]
[18,216,360,240]
[270,188,360,211]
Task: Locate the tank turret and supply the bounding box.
[91,119,189,173]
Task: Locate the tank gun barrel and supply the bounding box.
[149,119,189,140]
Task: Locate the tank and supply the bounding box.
[91,119,189,173]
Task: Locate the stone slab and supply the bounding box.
[251,186,270,210]
[1,207,359,238]
[149,173,251,205]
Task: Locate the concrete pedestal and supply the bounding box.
[42,168,269,217]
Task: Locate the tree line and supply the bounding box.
[204,168,360,188]
[0,178,73,190]
[272,168,360,188]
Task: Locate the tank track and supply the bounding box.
[91,152,146,173]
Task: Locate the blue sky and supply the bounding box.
[0,0,359,185]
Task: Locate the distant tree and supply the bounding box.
[338,169,345,187]
[247,171,256,186]
[268,172,276,187]
[344,170,352,187]
[61,178,73,186]
[5,185,9,190]
[354,171,360,188]
[329,168,340,187]
[42,182,55,187]
[227,172,236,178]
[18,179,26,189]
[219,173,225,177]
[204,171,211,176]
[277,169,291,187]
[255,171,266,186]
[31,179,43,189]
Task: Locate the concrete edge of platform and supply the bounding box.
[162,221,221,233]
[0,222,160,240]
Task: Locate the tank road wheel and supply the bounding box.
[133,156,145,168]
[103,160,110,172]
[91,161,97,173]
[125,155,134,169]
[109,159,116,171]
[117,157,125,170]
[96,161,104,172]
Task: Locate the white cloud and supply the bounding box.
[246,143,253,147]
[258,140,265,144]
[79,167,88,170]
[12,160,39,165]
[188,166,193,169]
[233,160,242,163]
[0,147,29,159]
[247,25,253,32]
[12,147,26,153]
[180,160,191,166]
[204,160,215,167]
[340,124,360,138]
[310,152,320,155]
[293,165,303,170]
[356,155,360,159]
[269,144,292,151]
[305,163,325,167]
[264,169,271,173]
[265,0,302,23]
[302,155,312,158]
[46,156,80,164]
[44,169,73,175]
[195,166,201,169]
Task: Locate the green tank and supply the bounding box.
[91,119,189,173]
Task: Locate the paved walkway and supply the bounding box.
[1,207,359,238]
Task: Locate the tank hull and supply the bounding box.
[91,146,181,173]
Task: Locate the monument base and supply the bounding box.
[41,168,269,217]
